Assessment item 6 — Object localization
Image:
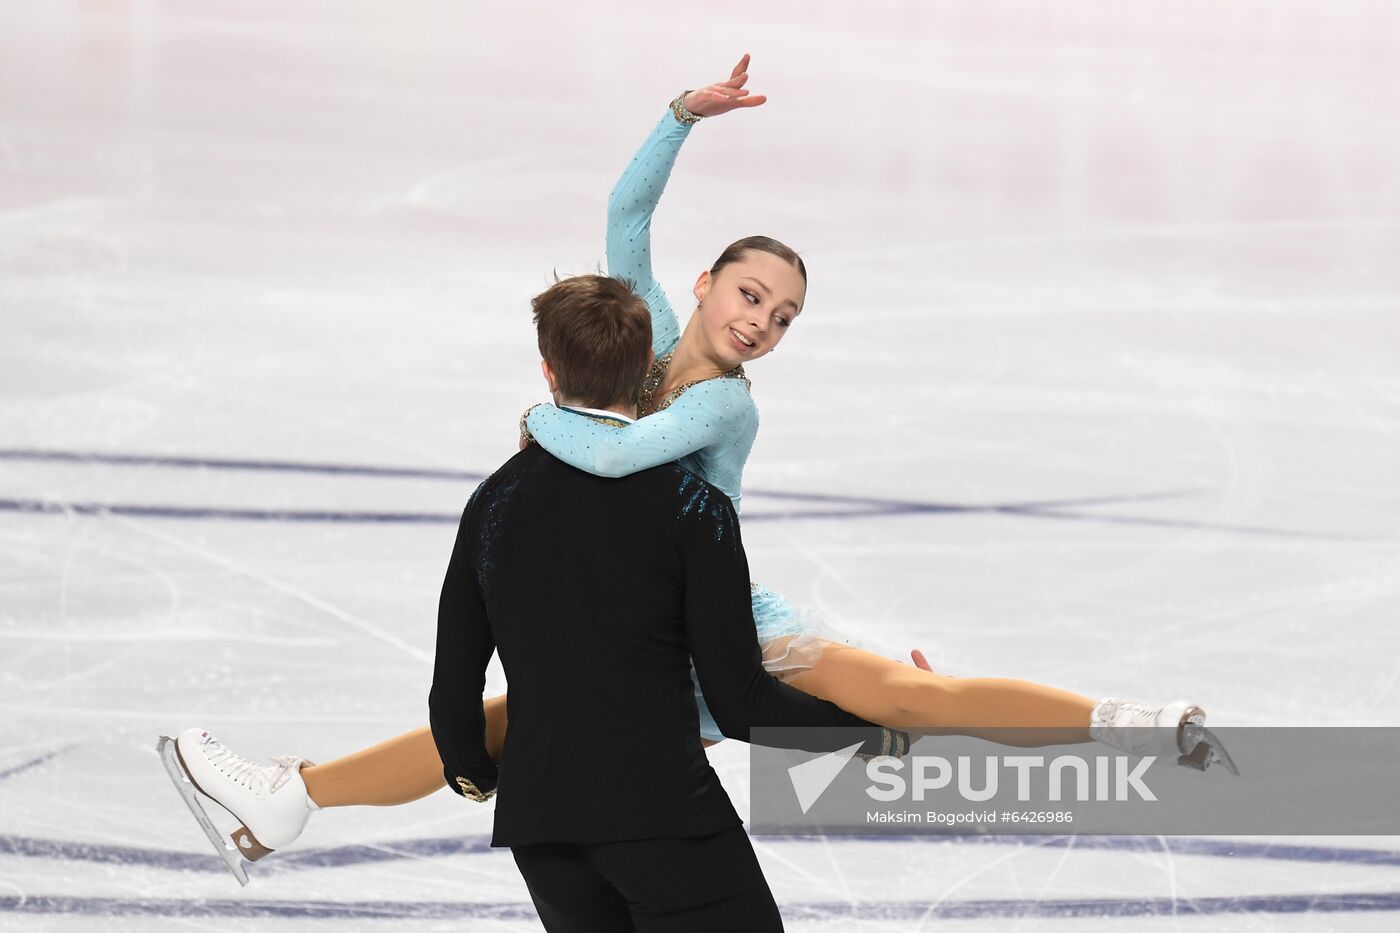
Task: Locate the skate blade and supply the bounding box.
[156,735,250,886]
[1177,723,1240,776]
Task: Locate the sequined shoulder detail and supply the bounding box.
[639,351,750,416]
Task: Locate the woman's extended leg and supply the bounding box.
[300,694,509,807]
[171,695,511,864]
[782,644,1094,746]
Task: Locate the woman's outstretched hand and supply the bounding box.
[683,53,767,118]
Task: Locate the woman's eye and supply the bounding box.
[775,315,791,328]
[741,289,759,304]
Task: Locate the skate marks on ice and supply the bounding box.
[0,447,1358,540]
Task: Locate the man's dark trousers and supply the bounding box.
[512,826,781,933]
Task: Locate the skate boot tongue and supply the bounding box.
[266,755,307,793]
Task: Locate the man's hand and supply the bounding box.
[683,53,767,118]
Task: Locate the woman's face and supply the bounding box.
[691,251,806,369]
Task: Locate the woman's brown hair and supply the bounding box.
[709,235,807,288]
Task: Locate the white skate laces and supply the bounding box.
[176,727,315,857]
[197,733,302,796]
[1090,699,1239,775]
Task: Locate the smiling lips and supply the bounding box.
[729,327,756,351]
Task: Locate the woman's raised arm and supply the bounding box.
[606,55,766,358]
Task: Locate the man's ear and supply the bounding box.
[540,359,559,394]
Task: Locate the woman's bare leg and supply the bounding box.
[297,645,1096,807]
[301,694,509,807]
[783,645,1094,747]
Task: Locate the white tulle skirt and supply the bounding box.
[693,582,851,743]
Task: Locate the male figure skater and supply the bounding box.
[429,274,904,932]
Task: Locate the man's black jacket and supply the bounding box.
[429,443,902,847]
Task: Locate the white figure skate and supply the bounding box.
[158,734,249,885]
[1090,699,1239,775]
[158,728,314,884]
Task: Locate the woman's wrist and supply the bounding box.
[670,91,704,126]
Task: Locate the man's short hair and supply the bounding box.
[532,275,652,409]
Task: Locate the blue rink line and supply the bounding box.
[7,830,1400,876]
[0,495,1010,525]
[0,447,1344,538]
[0,497,461,525]
[0,446,1184,514]
[4,891,1400,921]
[0,494,1345,541]
[6,835,1400,921]
[0,448,491,483]
[0,747,70,782]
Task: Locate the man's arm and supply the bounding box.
[678,479,906,756]
[428,499,499,800]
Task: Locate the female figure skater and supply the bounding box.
[170,56,1233,871]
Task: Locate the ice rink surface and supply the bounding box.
[2,1,1399,929]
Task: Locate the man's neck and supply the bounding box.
[555,396,638,421]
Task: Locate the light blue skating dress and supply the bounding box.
[525,108,837,742]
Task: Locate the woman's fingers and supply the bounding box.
[688,75,766,117]
[692,88,744,108]
[730,53,750,80]
[702,87,753,104]
[699,91,765,111]
[910,649,933,672]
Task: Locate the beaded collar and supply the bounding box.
[559,406,633,429]
[639,351,750,416]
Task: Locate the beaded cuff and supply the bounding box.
[455,775,497,802]
[519,403,541,446]
[855,728,912,762]
[670,91,704,126]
